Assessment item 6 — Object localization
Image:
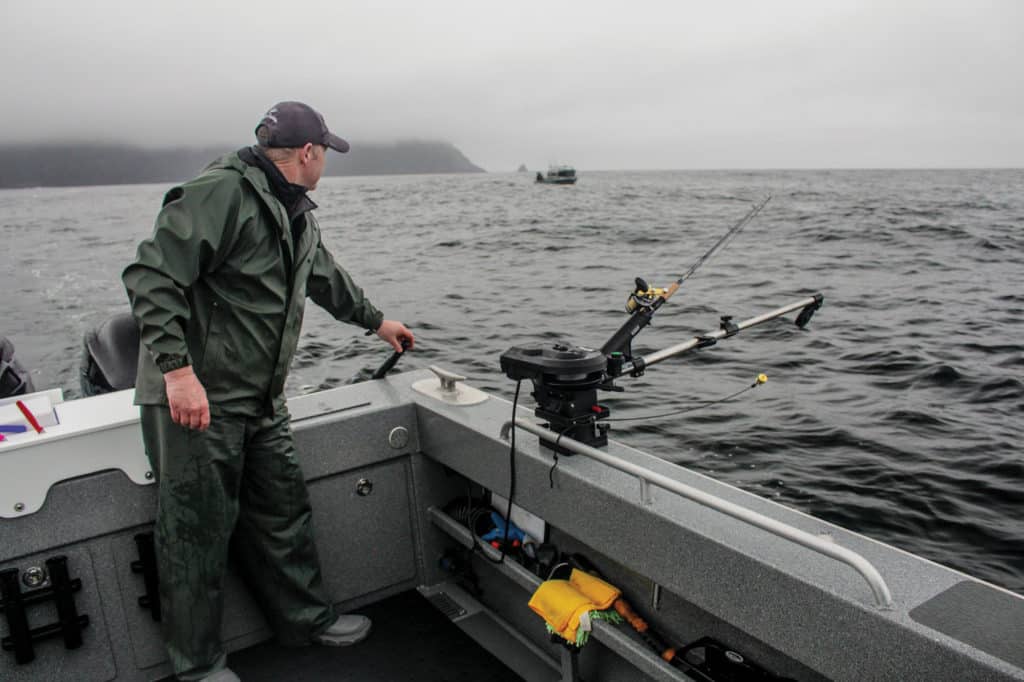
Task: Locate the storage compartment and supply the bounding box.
[309,458,418,602]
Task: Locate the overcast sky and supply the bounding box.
[1,1,1021,170]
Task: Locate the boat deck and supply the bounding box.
[159,591,523,682]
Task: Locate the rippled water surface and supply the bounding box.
[1,169,1022,593]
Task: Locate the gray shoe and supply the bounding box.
[315,614,372,646]
[198,668,240,682]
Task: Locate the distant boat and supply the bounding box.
[535,164,577,185]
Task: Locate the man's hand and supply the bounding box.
[376,320,415,353]
[164,366,210,431]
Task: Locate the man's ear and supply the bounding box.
[301,142,315,163]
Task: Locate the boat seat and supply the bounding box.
[0,335,35,398]
[81,312,140,395]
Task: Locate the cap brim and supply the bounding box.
[326,132,349,153]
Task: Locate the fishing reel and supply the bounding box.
[625,277,668,313]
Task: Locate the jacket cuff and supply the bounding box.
[156,353,191,374]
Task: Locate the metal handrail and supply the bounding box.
[503,418,894,609]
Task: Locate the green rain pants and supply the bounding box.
[140,405,336,681]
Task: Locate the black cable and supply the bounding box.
[502,380,521,556]
[481,380,522,564]
[548,453,559,489]
[546,420,578,488]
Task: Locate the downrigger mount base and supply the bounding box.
[499,342,612,454]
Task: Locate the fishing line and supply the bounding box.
[604,375,767,424]
[545,375,767,487]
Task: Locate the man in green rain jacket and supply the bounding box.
[123,102,414,682]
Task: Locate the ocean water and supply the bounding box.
[1,169,1021,594]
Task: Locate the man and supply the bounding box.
[123,101,414,682]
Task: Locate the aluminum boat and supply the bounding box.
[2,362,1023,681]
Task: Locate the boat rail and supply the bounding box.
[501,418,895,609]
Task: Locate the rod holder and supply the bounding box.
[1,555,90,665]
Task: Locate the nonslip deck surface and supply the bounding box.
[183,591,525,681]
[909,580,1024,670]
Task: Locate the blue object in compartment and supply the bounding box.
[480,511,526,544]
[0,424,28,433]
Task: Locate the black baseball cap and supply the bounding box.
[255,101,350,153]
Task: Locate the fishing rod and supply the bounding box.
[499,197,823,454]
[602,194,771,358]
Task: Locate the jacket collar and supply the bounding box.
[212,148,287,233]
[239,146,318,221]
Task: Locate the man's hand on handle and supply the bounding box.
[164,366,210,431]
[376,320,415,353]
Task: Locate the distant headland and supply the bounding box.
[0,140,485,189]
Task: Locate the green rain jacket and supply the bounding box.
[123,150,384,416]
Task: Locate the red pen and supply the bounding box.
[15,400,44,434]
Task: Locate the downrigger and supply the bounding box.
[500,196,823,454]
